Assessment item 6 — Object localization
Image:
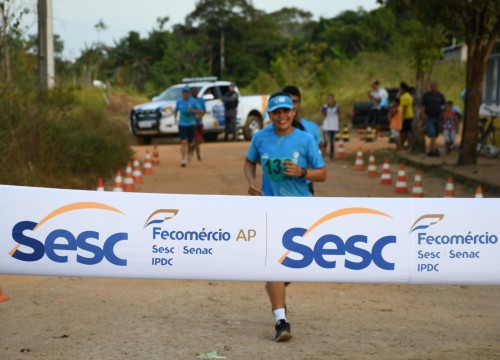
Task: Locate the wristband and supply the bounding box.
[299,168,307,178]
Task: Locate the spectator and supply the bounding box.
[399,82,414,149]
[321,93,340,160]
[222,82,239,141]
[367,80,389,139]
[388,98,403,151]
[442,101,460,155]
[421,81,446,157]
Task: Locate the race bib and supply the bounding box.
[263,158,291,180]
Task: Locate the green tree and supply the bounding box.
[0,0,30,83]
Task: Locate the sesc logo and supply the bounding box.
[279,207,396,270]
[9,202,128,266]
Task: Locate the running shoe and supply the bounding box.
[274,320,292,342]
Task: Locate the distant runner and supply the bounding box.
[191,87,206,161]
[174,86,203,167]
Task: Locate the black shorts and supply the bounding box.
[402,118,413,133]
[179,125,195,143]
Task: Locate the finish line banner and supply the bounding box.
[1,185,499,285]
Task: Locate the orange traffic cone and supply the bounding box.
[367,152,377,177]
[123,162,135,192]
[337,139,346,158]
[475,185,483,198]
[412,171,424,197]
[380,157,392,185]
[132,157,143,184]
[143,150,153,175]
[444,177,455,197]
[353,149,364,171]
[394,164,409,194]
[96,178,105,191]
[0,287,9,302]
[113,170,123,192]
[152,145,160,166]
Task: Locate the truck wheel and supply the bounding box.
[136,136,152,145]
[243,115,262,140]
[203,132,219,142]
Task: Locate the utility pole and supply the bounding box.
[38,0,55,90]
[220,30,225,78]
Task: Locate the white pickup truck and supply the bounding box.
[130,78,269,144]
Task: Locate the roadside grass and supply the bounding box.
[0,85,132,189]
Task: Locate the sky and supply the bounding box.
[22,0,380,60]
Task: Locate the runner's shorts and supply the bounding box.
[195,124,204,141]
[179,125,196,143]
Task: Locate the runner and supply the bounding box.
[244,92,327,342]
[174,86,203,167]
[191,87,206,161]
[282,85,321,146]
[282,85,322,194]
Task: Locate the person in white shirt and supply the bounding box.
[367,80,388,138]
[321,93,340,160]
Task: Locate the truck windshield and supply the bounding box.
[156,86,201,101]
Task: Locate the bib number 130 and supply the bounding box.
[264,158,290,180]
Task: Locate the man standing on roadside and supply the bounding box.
[222,82,239,141]
[174,86,203,167]
[367,80,389,139]
[421,81,446,157]
[399,82,414,150]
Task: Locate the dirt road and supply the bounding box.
[1,139,499,360]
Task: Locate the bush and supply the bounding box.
[0,84,132,189]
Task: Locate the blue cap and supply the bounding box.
[267,94,294,112]
[182,85,191,92]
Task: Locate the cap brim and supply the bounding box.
[267,104,293,112]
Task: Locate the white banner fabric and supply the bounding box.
[0,185,498,284]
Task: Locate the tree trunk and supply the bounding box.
[412,67,426,153]
[458,40,491,165]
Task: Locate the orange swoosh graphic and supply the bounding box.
[33,202,125,231]
[303,207,393,237]
[408,214,444,234]
[143,209,179,228]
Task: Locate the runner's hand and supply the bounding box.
[248,183,262,196]
[284,161,300,177]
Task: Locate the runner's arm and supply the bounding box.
[244,158,262,195]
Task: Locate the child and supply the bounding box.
[321,93,340,160]
[387,98,403,151]
[442,101,460,155]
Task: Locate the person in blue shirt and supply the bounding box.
[282,85,322,194]
[174,86,203,167]
[282,85,321,146]
[244,92,326,342]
